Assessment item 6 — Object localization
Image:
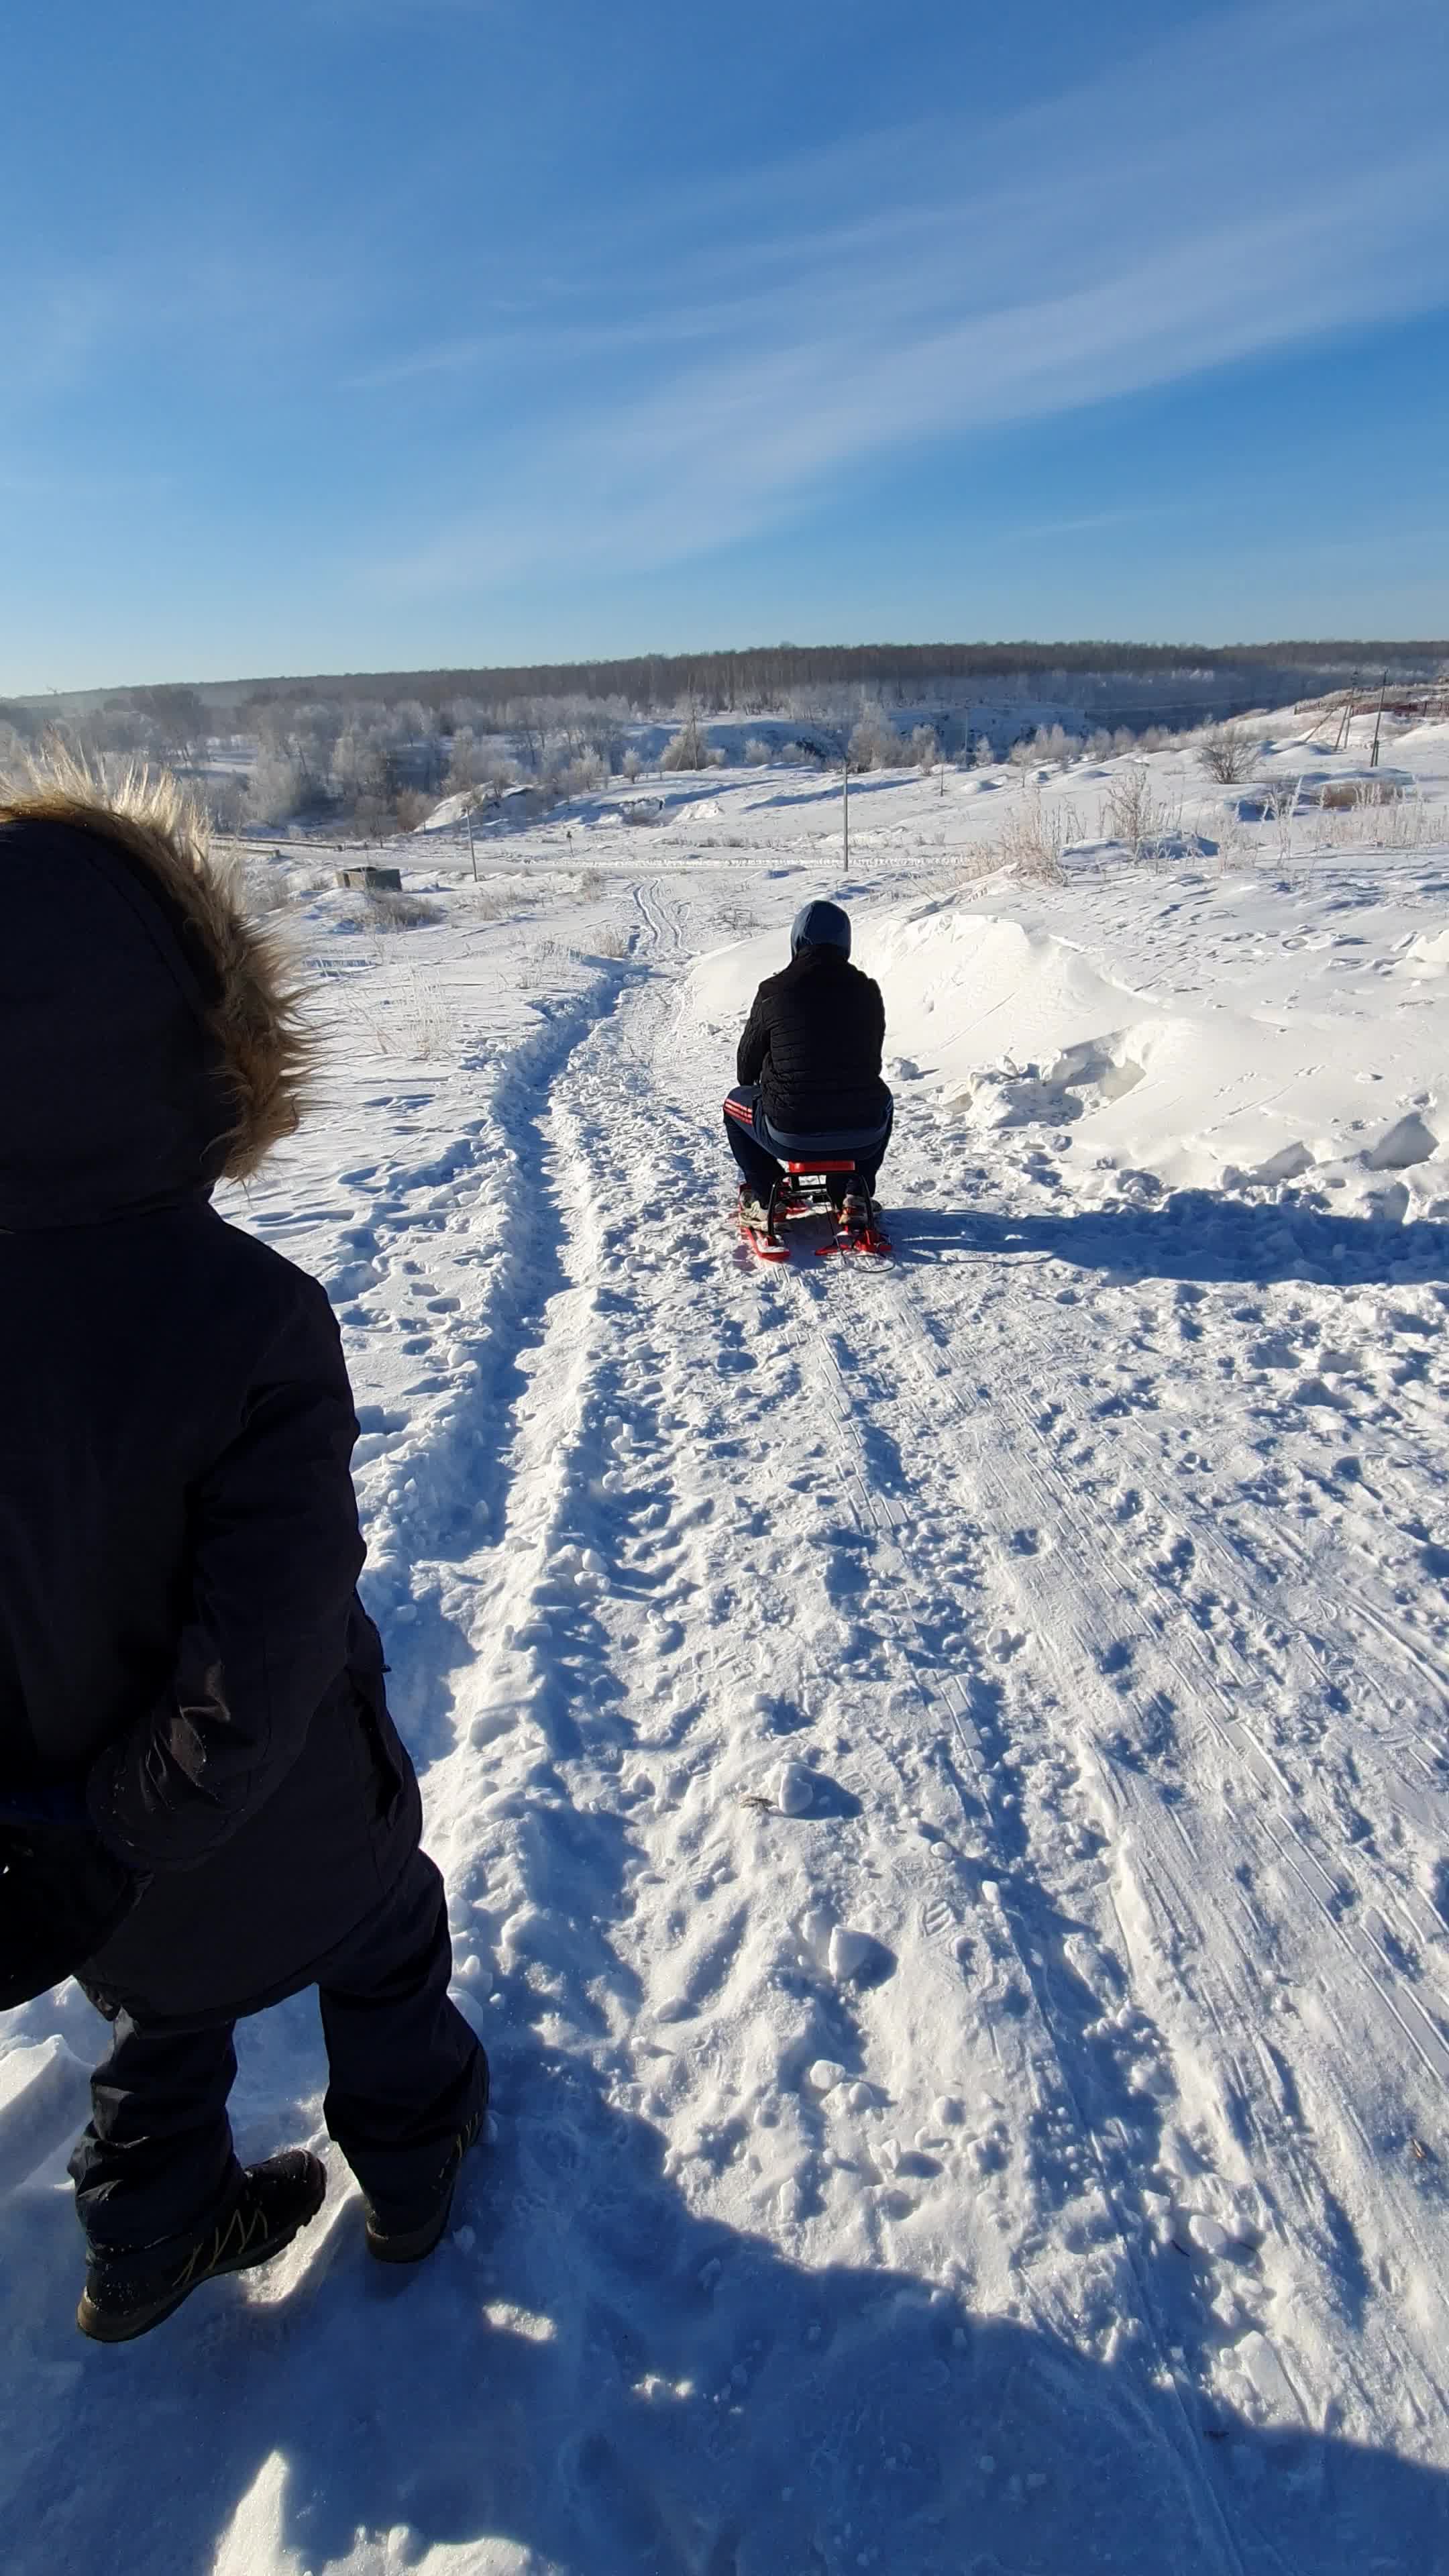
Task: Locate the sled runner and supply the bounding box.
[739,1156,891,1262]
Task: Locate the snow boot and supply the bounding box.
[364,2104,485,2265]
[76,2149,327,2344]
[737,1187,772,1234]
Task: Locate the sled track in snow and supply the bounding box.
[862,1260,1449,2114]
[818,1219,1449,2437]
[763,1254,1256,2575]
[373,883,1448,2556]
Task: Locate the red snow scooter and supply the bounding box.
[739,1155,891,1262]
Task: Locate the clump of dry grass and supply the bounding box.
[1102,762,1181,859]
[356,967,453,1059]
[988,785,1083,885]
[1318,778,1404,810]
[362,888,445,930]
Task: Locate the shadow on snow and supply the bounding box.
[887,1195,1449,1287]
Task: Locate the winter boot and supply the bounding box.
[737,1186,772,1234]
[76,2149,327,2344]
[841,1189,869,1231]
[364,2105,484,2265]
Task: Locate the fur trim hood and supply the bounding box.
[0,755,311,1229]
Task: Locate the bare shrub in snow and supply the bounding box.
[743,737,773,765]
[910,725,939,771]
[1199,726,1259,785]
[780,740,826,767]
[1083,729,1113,761]
[971,735,996,768]
[1007,739,1039,775]
[621,749,644,782]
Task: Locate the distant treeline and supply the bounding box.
[223,638,1446,718]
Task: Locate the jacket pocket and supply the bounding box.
[345,1609,407,1824]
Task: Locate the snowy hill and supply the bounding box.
[3,720,1449,2573]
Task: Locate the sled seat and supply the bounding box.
[759,1118,890,1163]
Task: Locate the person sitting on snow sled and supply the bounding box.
[0,757,486,2343]
[723,898,892,1229]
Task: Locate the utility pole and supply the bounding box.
[465,800,478,881]
[1369,671,1388,770]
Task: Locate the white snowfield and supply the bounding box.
[3,723,1449,2574]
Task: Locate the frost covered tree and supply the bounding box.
[911,725,939,771]
[445,729,482,792]
[660,714,710,771]
[245,746,304,827]
[847,706,904,771]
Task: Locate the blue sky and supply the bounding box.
[3,0,1447,691]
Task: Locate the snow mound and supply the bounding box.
[1363,1110,1440,1172]
[682,879,1449,1205]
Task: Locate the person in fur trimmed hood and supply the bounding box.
[0,757,486,2342]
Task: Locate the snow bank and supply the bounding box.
[686,861,1449,1208]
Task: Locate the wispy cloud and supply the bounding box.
[305,0,500,17]
[370,0,1449,592]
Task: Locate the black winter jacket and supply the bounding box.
[737,946,888,1136]
[0,808,421,2024]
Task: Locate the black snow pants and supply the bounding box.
[69,1849,486,2263]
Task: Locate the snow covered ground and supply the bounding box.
[4,719,1449,2574]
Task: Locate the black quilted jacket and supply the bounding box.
[737,946,888,1134]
